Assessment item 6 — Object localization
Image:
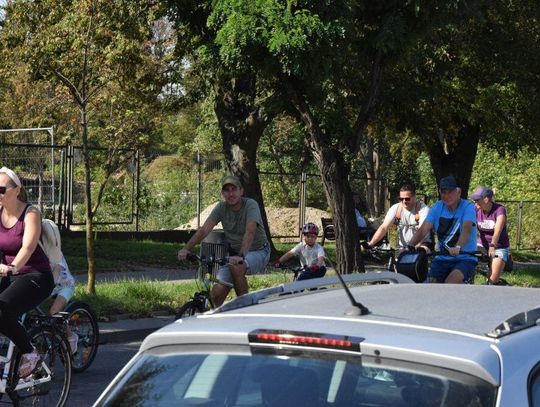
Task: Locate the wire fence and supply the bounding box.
[1,136,538,250]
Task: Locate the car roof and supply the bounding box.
[140,273,540,385]
[230,283,540,336]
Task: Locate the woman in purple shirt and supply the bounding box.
[0,167,54,378]
[469,186,510,285]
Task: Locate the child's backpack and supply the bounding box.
[38,218,63,272]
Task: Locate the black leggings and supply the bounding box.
[0,271,54,353]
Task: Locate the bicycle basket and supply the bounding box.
[395,251,428,283]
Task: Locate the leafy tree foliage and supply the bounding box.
[0,0,170,293]
[203,0,474,272]
[376,0,540,194]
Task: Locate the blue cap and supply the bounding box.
[439,176,458,190]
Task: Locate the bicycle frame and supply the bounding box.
[0,314,63,396]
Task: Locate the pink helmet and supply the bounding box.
[302,222,319,235]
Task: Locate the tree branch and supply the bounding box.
[279,73,326,157]
[52,69,83,106]
[350,52,385,152]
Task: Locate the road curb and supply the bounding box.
[99,316,175,344]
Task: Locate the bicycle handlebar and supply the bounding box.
[274,263,308,273]
[186,253,244,266]
[405,248,496,261]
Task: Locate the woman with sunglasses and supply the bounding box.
[0,167,54,378]
[365,184,432,252]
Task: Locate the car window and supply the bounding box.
[96,344,497,407]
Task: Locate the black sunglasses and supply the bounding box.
[399,197,411,202]
[0,186,13,194]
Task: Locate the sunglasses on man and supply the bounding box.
[399,197,411,202]
[0,186,14,194]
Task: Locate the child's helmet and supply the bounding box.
[302,222,319,235]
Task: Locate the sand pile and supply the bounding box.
[177,202,331,237]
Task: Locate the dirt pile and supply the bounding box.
[177,202,331,238]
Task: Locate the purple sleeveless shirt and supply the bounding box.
[0,205,51,274]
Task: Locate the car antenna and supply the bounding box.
[329,258,370,316]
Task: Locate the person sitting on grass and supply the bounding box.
[273,223,327,281]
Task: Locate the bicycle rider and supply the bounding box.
[408,176,478,283]
[469,186,511,285]
[364,184,432,253]
[0,167,54,378]
[273,223,327,280]
[178,175,270,307]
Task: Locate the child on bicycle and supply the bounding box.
[274,223,327,281]
[49,255,79,354]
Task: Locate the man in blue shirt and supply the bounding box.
[409,176,477,283]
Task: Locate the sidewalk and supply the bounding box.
[74,266,196,285]
[99,314,176,344]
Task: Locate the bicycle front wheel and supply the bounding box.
[10,326,72,407]
[175,299,206,320]
[65,301,99,373]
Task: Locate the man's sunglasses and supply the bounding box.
[0,186,14,194]
[399,197,411,202]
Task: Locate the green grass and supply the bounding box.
[63,238,181,271]
[63,237,540,318]
[74,272,291,319]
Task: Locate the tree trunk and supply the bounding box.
[80,106,97,294]
[318,147,365,274]
[214,74,276,255]
[283,76,365,274]
[426,125,480,197]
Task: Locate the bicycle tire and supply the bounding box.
[10,326,72,407]
[64,301,99,373]
[175,299,206,320]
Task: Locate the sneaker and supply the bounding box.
[68,333,79,354]
[19,349,40,379]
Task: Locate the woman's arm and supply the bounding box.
[489,213,506,255]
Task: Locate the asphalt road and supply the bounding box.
[68,341,141,407]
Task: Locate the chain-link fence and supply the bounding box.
[0,133,138,229]
[67,146,138,227]
[2,137,539,250]
[501,200,540,250]
[0,129,57,216]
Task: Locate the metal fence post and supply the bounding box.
[197,152,202,229]
[516,201,524,251]
[135,150,141,232]
[298,172,307,238]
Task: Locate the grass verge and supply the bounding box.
[75,272,289,319]
[76,265,540,320]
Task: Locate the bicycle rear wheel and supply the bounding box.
[10,326,72,407]
[175,299,206,320]
[65,301,99,373]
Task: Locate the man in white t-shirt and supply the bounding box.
[365,184,432,250]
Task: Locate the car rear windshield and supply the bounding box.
[96,344,497,407]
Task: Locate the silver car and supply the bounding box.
[94,272,540,407]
